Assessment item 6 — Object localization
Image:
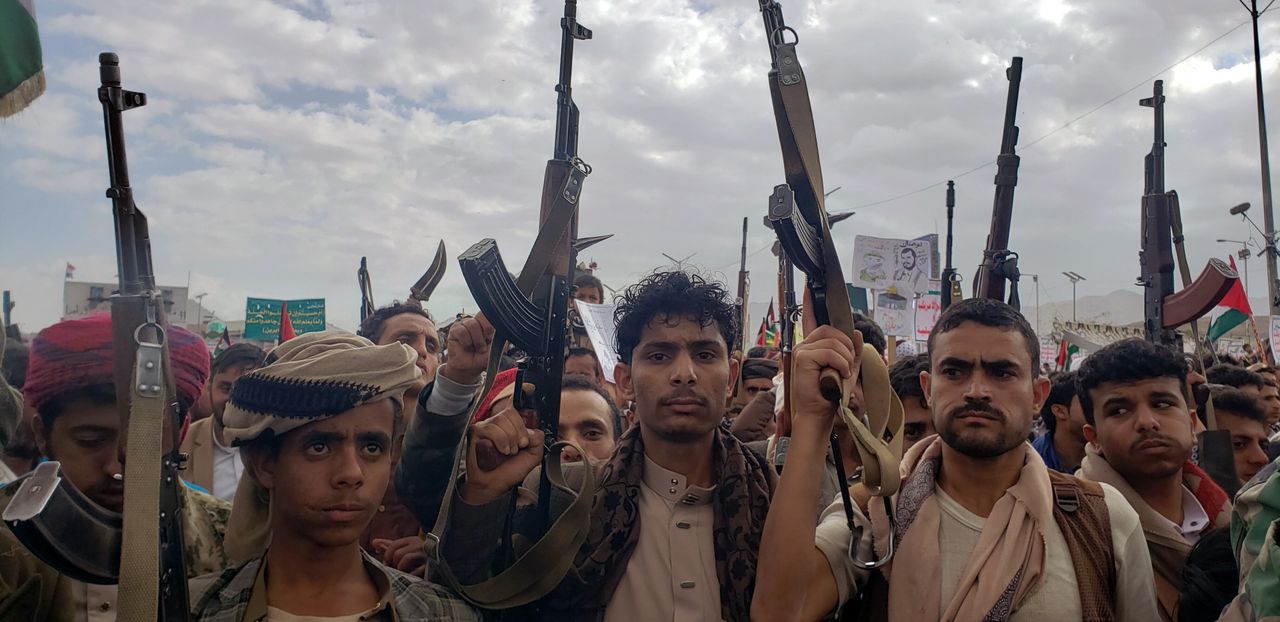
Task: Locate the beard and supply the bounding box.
[937,399,1029,459]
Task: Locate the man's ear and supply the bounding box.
[1082,423,1099,452]
[1032,375,1051,412]
[726,355,742,402]
[1050,403,1070,423]
[244,443,278,490]
[615,363,633,402]
[30,415,49,457]
[919,370,931,400]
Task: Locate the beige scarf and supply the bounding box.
[870,438,1053,621]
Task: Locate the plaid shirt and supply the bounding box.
[188,550,479,621]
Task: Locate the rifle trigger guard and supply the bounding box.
[848,496,895,569]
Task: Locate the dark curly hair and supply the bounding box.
[851,311,887,357]
[358,302,434,342]
[1039,371,1078,433]
[1206,364,1266,392]
[1076,339,1186,425]
[888,353,929,409]
[614,271,738,364]
[1210,387,1267,423]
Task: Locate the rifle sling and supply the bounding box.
[116,320,167,621]
[772,44,904,504]
[427,158,593,609]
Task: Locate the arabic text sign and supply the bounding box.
[244,298,326,340]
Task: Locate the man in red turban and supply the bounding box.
[0,313,233,621]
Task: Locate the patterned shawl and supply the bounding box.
[547,424,777,620]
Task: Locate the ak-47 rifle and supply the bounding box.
[732,218,751,399]
[974,58,1023,309]
[358,257,375,324]
[738,217,751,353]
[1137,80,1241,495]
[436,0,602,610]
[756,0,903,569]
[3,53,190,622]
[941,181,963,310]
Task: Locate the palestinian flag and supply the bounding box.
[1208,256,1254,342]
[1,0,45,117]
[756,300,778,348]
[1056,338,1079,371]
[278,301,297,344]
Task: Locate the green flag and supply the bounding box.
[0,0,44,117]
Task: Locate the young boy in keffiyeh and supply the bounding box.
[187,330,479,621]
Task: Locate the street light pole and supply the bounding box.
[1063,272,1086,322]
[1245,0,1280,313]
[1217,238,1252,296]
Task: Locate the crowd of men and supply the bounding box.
[0,270,1279,621]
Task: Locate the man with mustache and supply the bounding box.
[0,313,231,621]
[440,271,777,621]
[753,298,1158,621]
[1077,338,1232,621]
[188,331,479,620]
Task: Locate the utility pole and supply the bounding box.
[1063,271,1086,322]
[1244,0,1280,313]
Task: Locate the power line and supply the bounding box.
[849,18,1253,210]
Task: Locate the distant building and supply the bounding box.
[63,281,192,326]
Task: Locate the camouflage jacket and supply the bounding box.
[0,479,231,621]
[1221,458,1280,621]
[188,549,480,621]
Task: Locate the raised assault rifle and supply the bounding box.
[756,0,903,568]
[440,0,601,611]
[941,181,963,310]
[973,58,1024,309]
[1137,80,1241,495]
[3,53,190,621]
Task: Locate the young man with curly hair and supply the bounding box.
[1077,339,1232,620]
[438,271,781,621]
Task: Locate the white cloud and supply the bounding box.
[6,0,1280,334]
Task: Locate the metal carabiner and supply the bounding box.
[848,495,895,569]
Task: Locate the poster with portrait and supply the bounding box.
[852,235,933,299]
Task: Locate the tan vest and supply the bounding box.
[848,471,1116,622]
[179,416,216,493]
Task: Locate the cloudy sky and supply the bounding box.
[5,0,1280,334]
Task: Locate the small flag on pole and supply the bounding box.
[756,300,779,348]
[64,262,75,279]
[278,301,297,344]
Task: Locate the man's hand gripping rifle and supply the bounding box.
[430,0,605,611]
[756,0,904,569]
[2,53,190,622]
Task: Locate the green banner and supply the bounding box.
[244,298,326,340]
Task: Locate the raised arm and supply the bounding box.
[752,325,857,622]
